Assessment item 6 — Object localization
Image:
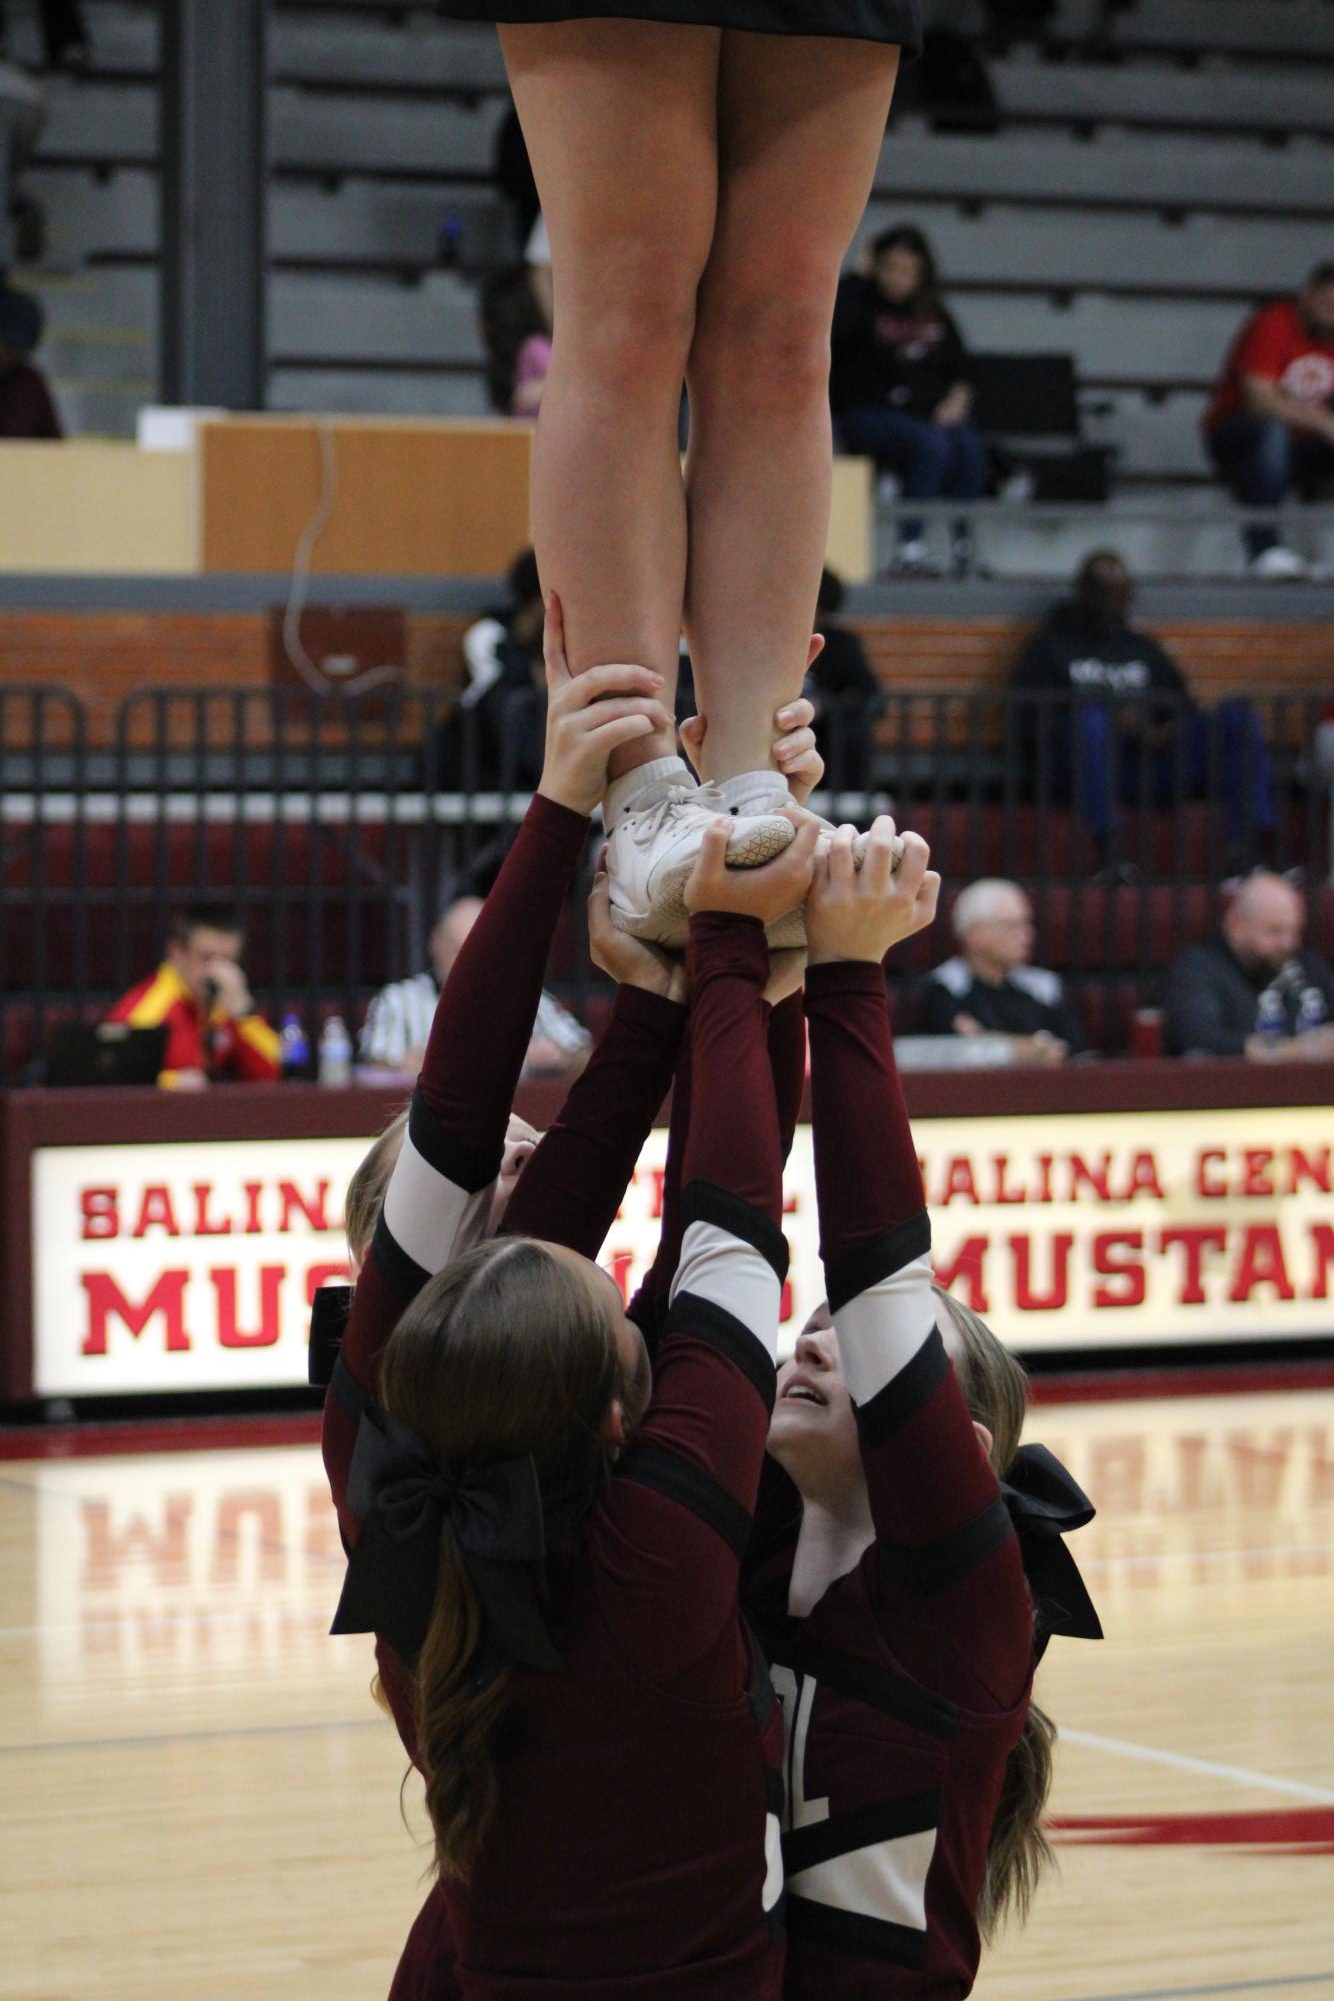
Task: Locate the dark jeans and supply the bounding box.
[1043,700,1275,846]
[1207,413,1334,559]
[838,408,987,544]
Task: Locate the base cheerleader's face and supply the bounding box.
[767,1302,862,1488]
[768,1297,991,1495]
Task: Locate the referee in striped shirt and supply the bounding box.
[360,893,591,1078]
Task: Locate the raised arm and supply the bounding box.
[804,825,1031,1703]
[627,971,805,1356]
[501,863,687,1258]
[502,981,685,1257]
[323,623,672,1531]
[322,795,589,1534]
[601,818,819,1686]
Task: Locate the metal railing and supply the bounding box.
[1,683,1329,1078]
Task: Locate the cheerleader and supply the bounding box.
[320,615,829,1992]
[440,3,919,941]
[583,822,1100,1995]
[747,824,1102,1996]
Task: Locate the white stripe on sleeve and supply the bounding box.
[382,1130,495,1276]
[831,1254,936,1408]
[669,1218,782,1363]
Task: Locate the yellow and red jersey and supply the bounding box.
[107,962,280,1086]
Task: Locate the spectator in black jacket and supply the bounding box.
[1164,873,1334,1062]
[802,567,884,792]
[1011,550,1275,873]
[431,548,546,791]
[920,877,1088,1064]
[831,224,986,574]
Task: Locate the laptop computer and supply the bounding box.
[45,1023,168,1088]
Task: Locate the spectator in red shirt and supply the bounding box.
[0,281,61,437]
[106,906,280,1088]
[1204,262,1334,577]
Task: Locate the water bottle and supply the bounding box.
[318,1015,353,1088]
[1296,986,1328,1036]
[1254,987,1287,1045]
[279,1011,310,1081]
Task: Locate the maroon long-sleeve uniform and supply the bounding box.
[745,960,1035,1998]
[321,796,788,2000]
[495,956,1033,1996]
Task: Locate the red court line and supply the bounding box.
[1028,1358,1334,1404]
[0,1413,322,1460]
[3,1357,1332,1461]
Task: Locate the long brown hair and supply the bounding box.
[344,1106,409,1268]
[379,1237,624,1882]
[932,1285,1056,1940]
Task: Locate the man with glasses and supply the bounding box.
[919,878,1087,1065]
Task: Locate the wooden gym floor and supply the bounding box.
[2,1377,1332,2001]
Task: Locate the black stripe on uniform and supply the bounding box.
[308,1284,352,1388]
[614,1440,752,1558]
[824,1211,931,1315]
[783,1788,942,1878]
[882,1495,1017,1596]
[370,1208,430,1301]
[330,1352,373,1422]
[746,1620,779,1734]
[785,1895,928,1969]
[669,1291,777,1414]
[407,1089,504,1196]
[854,1323,950,1449]
[763,1631,959,1740]
[681,1179,790,1283]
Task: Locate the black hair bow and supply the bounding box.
[308,1284,352,1390]
[1000,1442,1103,1659]
[330,1403,564,1677]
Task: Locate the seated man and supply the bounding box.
[360,891,590,1079]
[919,877,1087,1065]
[1010,549,1274,874]
[1163,872,1334,1062]
[107,905,280,1088]
[1203,262,1334,577]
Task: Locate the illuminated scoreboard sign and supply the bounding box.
[31,1106,1334,1396]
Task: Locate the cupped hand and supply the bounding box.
[588,869,687,1003]
[684,813,820,926]
[805,816,940,965]
[537,591,673,817]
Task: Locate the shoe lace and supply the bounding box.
[627,783,709,847]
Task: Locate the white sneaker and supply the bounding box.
[714,773,904,948]
[1251,545,1307,580]
[604,758,796,948]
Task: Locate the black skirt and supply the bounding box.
[440,1,921,54]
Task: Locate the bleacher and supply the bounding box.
[1,568,1329,1079]
[6,0,1333,572]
